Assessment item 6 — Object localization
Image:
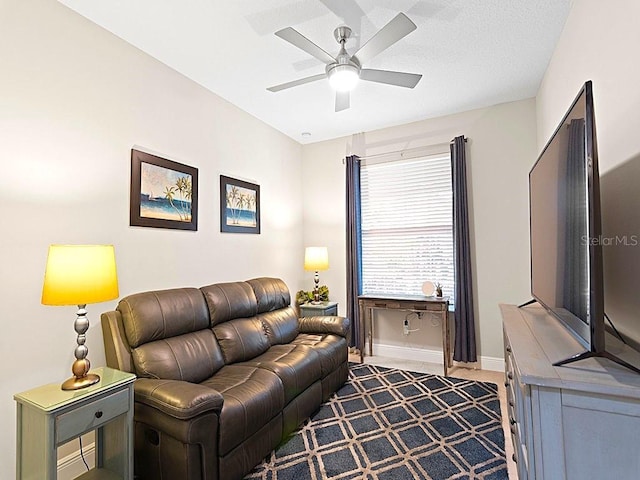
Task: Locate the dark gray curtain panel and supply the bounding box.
[451,136,477,362]
[345,155,362,349]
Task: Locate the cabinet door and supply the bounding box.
[562,391,640,479]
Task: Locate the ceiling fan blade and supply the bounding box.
[360,69,422,88]
[267,73,326,92]
[353,13,417,64]
[335,90,350,112]
[275,27,336,64]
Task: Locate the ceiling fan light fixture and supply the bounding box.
[268,13,421,111]
[327,64,360,92]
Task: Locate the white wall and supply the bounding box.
[301,138,352,311]
[0,1,303,478]
[536,0,640,348]
[302,99,537,364]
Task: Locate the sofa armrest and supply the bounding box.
[135,378,224,420]
[298,315,350,338]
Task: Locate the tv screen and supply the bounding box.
[529,80,604,352]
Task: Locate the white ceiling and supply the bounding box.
[58,0,571,144]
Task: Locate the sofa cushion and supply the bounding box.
[246,277,291,313]
[292,333,348,378]
[258,307,299,345]
[200,282,257,326]
[117,288,210,348]
[131,329,225,382]
[240,344,321,404]
[213,317,270,364]
[200,365,285,456]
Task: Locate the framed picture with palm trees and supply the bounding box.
[220,175,260,234]
[130,148,198,231]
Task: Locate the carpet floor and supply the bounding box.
[246,363,508,480]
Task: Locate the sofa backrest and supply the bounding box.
[200,281,270,364]
[200,281,257,326]
[247,277,299,345]
[116,287,225,382]
[199,278,300,362]
[257,307,299,345]
[247,277,291,313]
[104,278,299,378]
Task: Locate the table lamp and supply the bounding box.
[304,246,329,304]
[42,245,119,390]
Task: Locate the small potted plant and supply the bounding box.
[296,285,330,305]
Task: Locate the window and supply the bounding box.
[360,153,454,301]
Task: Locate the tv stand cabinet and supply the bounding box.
[501,304,640,480]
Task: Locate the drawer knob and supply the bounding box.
[95,411,103,419]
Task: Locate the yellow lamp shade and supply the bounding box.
[304,247,329,271]
[42,245,119,306]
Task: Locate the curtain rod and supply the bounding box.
[342,138,466,164]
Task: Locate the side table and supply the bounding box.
[14,366,136,480]
[299,301,338,317]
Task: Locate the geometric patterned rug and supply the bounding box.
[245,363,508,479]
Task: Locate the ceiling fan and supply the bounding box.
[267,13,422,112]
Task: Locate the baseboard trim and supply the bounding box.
[476,355,505,372]
[57,442,95,480]
[372,343,444,365]
[372,343,504,372]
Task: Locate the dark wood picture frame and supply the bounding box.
[130,149,198,231]
[220,175,260,234]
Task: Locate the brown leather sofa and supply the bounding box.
[101,277,350,480]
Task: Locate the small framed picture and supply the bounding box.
[130,149,198,231]
[220,175,260,234]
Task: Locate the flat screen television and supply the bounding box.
[527,80,639,373]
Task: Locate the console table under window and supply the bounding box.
[358,294,451,376]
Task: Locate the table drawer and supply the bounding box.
[56,388,129,444]
[371,301,400,309]
[304,305,337,314]
[411,302,446,312]
[300,304,338,316]
[324,305,338,315]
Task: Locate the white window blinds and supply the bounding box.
[360,153,455,301]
